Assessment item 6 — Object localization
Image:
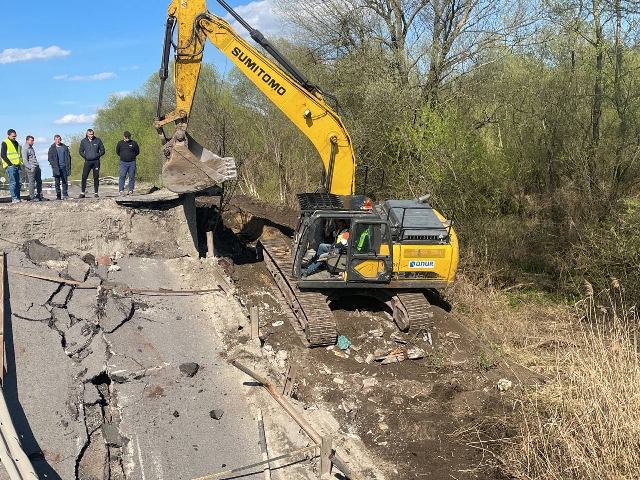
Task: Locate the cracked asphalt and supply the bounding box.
[0,209,264,479]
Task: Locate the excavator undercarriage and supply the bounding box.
[261,236,437,347]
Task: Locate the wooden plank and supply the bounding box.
[0,252,4,384]
[250,306,259,340]
[282,364,299,397]
[206,231,214,258]
[320,436,332,478]
[256,409,271,480]
[231,360,361,480]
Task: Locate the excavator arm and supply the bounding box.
[156,0,356,195]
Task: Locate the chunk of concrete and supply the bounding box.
[64,320,95,357]
[101,423,123,447]
[75,336,107,381]
[84,403,105,436]
[83,383,102,406]
[67,255,91,282]
[51,285,73,308]
[52,307,72,330]
[77,429,109,480]
[179,362,200,378]
[99,296,133,333]
[67,289,98,322]
[23,239,62,263]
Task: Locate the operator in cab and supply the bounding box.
[303,219,350,277]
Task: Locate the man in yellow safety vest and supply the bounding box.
[1,129,23,203]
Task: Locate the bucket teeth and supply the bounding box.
[161,131,237,193]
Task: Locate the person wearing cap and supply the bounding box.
[78,128,105,198]
[116,131,139,195]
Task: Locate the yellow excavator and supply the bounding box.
[155,0,459,346]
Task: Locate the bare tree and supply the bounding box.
[277,0,538,102]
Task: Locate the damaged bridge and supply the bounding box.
[0,198,266,480]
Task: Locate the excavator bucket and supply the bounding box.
[161,131,237,194]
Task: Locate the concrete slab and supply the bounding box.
[8,317,87,479]
[67,289,98,322]
[51,285,73,308]
[0,199,198,260]
[6,252,58,322]
[67,255,91,282]
[64,320,96,357]
[99,295,133,333]
[103,257,262,480]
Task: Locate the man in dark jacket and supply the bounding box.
[78,128,105,198]
[47,135,71,200]
[116,131,140,195]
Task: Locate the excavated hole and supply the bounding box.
[90,371,112,387]
[76,370,128,480]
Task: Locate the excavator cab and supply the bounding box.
[292,194,394,287]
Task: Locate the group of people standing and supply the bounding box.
[0,128,140,203]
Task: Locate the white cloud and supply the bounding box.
[0,46,70,64]
[54,114,97,125]
[53,72,116,81]
[227,0,289,38]
[34,136,48,143]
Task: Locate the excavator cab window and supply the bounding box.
[346,220,393,283]
[299,217,351,279]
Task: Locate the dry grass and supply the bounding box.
[450,276,640,479]
[503,285,640,480]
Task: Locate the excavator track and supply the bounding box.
[260,238,338,347]
[391,292,435,333]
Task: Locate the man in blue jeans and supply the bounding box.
[1,129,23,203]
[116,131,140,195]
[303,220,350,276]
[47,135,71,200]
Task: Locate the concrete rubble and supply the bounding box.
[2,242,264,480]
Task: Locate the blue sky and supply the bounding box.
[0,0,284,176]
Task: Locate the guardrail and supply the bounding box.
[0,176,119,191]
[0,253,38,479]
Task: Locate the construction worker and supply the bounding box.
[303,219,350,276]
[116,131,140,195]
[47,135,72,200]
[1,129,23,203]
[22,135,43,201]
[78,128,105,198]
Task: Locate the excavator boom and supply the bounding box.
[156,0,356,195]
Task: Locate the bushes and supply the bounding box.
[561,198,640,298]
